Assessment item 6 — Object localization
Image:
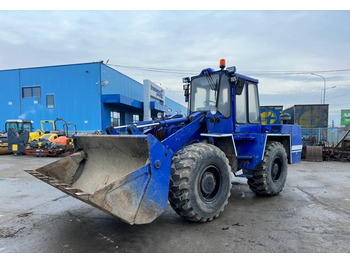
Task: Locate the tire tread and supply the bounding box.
[169,143,232,222]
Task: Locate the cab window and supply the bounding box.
[23,122,32,132]
[248,83,260,124]
[217,74,231,116]
[235,84,247,123]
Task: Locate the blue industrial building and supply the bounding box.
[0,62,187,132]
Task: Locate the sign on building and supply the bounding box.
[150,83,165,102]
[143,80,166,121]
[341,109,350,126]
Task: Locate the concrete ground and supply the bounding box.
[0,154,349,253]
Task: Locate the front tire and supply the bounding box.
[169,143,232,222]
[247,141,288,196]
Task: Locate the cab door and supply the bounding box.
[205,73,234,134]
[234,80,261,134]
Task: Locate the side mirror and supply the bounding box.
[235,78,245,95]
[183,84,190,102]
[184,90,190,102]
[182,77,190,83]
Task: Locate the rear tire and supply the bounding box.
[247,141,288,196]
[168,143,232,222]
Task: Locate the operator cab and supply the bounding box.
[184,59,261,134]
[5,120,33,134]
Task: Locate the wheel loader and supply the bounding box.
[26,60,302,225]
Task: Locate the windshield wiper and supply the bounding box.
[204,71,218,91]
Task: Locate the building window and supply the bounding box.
[23,88,32,98]
[111,111,121,126]
[133,114,140,123]
[46,94,54,109]
[22,86,41,98]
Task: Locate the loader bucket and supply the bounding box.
[25,134,172,225]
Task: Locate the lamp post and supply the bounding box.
[324,86,336,103]
[311,73,326,104]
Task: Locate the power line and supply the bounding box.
[242,69,350,76]
[242,69,350,74]
[107,63,350,76]
[108,64,197,75]
[326,91,350,101]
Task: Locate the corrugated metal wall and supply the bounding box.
[0,62,188,133]
[0,63,103,132]
[0,69,20,124]
[101,64,144,101]
[21,63,102,131]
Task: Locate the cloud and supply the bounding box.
[0,10,349,126]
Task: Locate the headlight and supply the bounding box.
[210,107,217,115]
[157,112,163,119]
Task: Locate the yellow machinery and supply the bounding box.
[28,120,57,148]
[27,120,57,141]
[1,120,34,155]
[25,118,76,157]
[38,120,57,142]
[40,120,56,134]
[7,118,74,156]
[6,120,56,155]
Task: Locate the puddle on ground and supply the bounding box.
[0,164,11,170]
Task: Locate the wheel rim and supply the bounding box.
[271,157,282,182]
[199,165,221,202]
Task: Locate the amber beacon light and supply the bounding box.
[219,59,226,69]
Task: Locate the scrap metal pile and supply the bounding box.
[323,129,350,161]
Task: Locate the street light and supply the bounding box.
[324,86,336,103]
[311,73,326,104]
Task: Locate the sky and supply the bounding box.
[0,8,349,126]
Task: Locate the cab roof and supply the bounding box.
[196,68,259,84]
[6,120,33,123]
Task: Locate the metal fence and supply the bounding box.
[301,127,350,146]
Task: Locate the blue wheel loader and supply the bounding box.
[26,60,302,225]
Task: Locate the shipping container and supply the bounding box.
[283,104,329,145]
[260,105,283,125]
[283,104,329,128]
